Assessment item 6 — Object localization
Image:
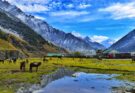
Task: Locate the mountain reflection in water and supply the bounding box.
[34,70,135,93]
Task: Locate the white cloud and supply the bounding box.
[108,41,115,44]
[79,17,98,22]
[34,15,46,20]
[66,4,74,8]
[17,4,49,12]
[4,0,49,5]
[90,35,109,43]
[50,11,90,17]
[99,2,135,20]
[78,4,91,9]
[4,0,50,13]
[71,31,84,38]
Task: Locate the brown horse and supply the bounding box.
[97,56,102,61]
[43,58,48,62]
[20,61,26,72]
[132,56,135,62]
[0,59,5,64]
[29,62,41,72]
[12,58,17,64]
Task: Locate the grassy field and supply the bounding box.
[0,58,135,93]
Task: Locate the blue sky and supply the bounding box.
[5,0,135,43]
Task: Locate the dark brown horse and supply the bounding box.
[29,62,41,72]
[43,58,48,62]
[97,56,102,61]
[0,59,4,64]
[58,56,62,59]
[12,58,17,64]
[20,61,26,72]
[132,56,135,62]
[26,59,29,63]
[7,59,12,63]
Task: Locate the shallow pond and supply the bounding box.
[34,70,135,93]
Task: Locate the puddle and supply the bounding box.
[33,71,135,93]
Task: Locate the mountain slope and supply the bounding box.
[0,0,98,52]
[109,29,135,52]
[0,39,16,50]
[0,8,66,57]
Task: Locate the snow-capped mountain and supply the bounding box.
[0,7,66,57]
[0,0,105,52]
[101,39,115,48]
[84,36,105,50]
[109,29,135,52]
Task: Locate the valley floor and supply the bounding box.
[0,58,135,93]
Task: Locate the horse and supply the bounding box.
[0,59,4,64]
[58,56,62,59]
[43,58,48,62]
[7,59,12,63]
[20,61,26,72]
[12,58,17,64]
[97,56,102,61]
[29,62,41,72]
[79,58,83,62]
[132,56,135,62]
[26,59,29,63]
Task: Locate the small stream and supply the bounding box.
[32,69,135,93]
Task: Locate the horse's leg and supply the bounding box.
[24,66,25,72]
[36,67,38,72]
[3,60,4,64]
[20,65,22,71]
[29,66,32,72]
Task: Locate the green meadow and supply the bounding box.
[0,58,135,93]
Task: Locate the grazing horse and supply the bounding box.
[49,57,52,60]
[79,58,83,62]
[7,59,12,63]
[29,62,41,72]
[97,56,102,61]
[43,58,48,62]
[132,56,135,62]
[12,58,17,64]
[58,56,62,59]
[0,59,4,64]
[20,61,26,72]
[26,59,29,63]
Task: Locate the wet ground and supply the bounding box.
[34,70,135,93]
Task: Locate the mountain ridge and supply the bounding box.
[109,29,135,52]
[0,0,105,53]
[0,7,67,57]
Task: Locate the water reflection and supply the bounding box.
[34,71,135,93]
[40,68,74,87]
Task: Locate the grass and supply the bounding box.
[0,58,135,93]
[53,58,135,72]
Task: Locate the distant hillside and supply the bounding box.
[109,29,135,52]
[0,9,67,57]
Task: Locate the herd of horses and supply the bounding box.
[0,57,44,72]
[20,61,42,72]
[0,55,135,72]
